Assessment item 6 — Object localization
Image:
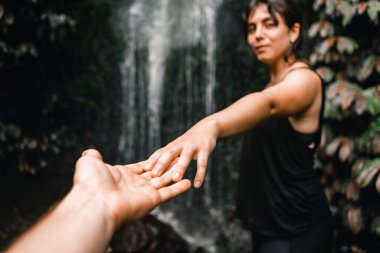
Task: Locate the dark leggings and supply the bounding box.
[252,209,333,253]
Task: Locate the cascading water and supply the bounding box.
[117,0,170,161]
[116,0,254,252]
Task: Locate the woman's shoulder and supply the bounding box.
[288,61,311,72]
[286,61,321,84]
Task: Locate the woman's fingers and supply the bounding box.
[158,179,192,202]
[151,147,181,177]
[150,169,174,189]
[140,171,153,181]
[144,148,164,171]
[171,146,195,182]
[194,150,210,188]
[124,163,145,174]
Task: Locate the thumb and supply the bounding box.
[82,149,103,161]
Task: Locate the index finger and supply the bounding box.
[143,148,164,171]
[151,147,181,177]
[158,179,192,202]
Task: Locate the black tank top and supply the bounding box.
[236,68,328,237]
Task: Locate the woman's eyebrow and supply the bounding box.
[262,17,275,23]
[248,16,274,26]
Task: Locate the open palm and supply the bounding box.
[73,149,191,227]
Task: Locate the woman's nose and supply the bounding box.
[254,26,264,40]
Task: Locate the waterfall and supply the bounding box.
[147,0,170,151]
[117,0,170,161]
[116,0,252,252]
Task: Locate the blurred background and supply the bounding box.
[0,0,379,252]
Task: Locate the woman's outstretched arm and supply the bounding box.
[145,69,322,188]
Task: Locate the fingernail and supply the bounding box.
[145,163,152,170]
[173,172,181,181]
[194,180,202,188]
[153,168,161,176]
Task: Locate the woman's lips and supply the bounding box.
[255,45,268,51]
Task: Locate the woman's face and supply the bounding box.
[246,4,300,64]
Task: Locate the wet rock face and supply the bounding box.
[110,215,199,253]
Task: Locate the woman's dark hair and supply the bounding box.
[244,0,303,61]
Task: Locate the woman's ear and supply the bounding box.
[290,22,301,43]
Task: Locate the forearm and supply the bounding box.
[200,92,272,138]
[5,187,115,253]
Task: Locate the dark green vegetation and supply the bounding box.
[0,0,123,249]
[0,0,123,177]
[310,1,380,252]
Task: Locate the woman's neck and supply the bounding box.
[267,57,298,86]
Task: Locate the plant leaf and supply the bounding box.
[356,158,380,188]
[325,0,336,15]
[373,134,380,155]
[340,90,356,111]
[336,36,358,54]
[339,1,354,26]
[313,0,325,11]
[375,57,380,73]
[320,21,335,38]
[363,86,380,116]
[316,67,335,82]
[326,82,343,100]
[309,53,319,65]
[368,0,380,24]
[324,100,343,120]
[0,4,4,19]
[346,181,360,201]
[358,55,375,81]
[339,138,353,162]
[371,216,380,234]
[308,21,320,38]
[359,118,380,148]
[326,137,343,157]
[355,93,368,115]
[347,207,364,234]
[352,159,366,177]
[317,37,336,54]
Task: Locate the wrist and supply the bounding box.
[201,118,221,139]
[57,186,117,234]
[5,187,117,253]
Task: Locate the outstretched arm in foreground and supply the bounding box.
[5,149,191,253]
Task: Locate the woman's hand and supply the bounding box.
[145,119,220,188]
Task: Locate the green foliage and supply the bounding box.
[311,0,380,251]
[363,87,380,116]
[0,0,124,175]
[0,0,75,174]
[368,0,380,24]
[358,55,380,81]
[359,117,380,153]
[0,0,75,68]
[0,122,65,175]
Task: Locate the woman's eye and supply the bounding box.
[247,26,256,33]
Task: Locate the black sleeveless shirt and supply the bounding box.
[236,69,328,237]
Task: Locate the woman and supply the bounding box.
[145,0,333,252]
